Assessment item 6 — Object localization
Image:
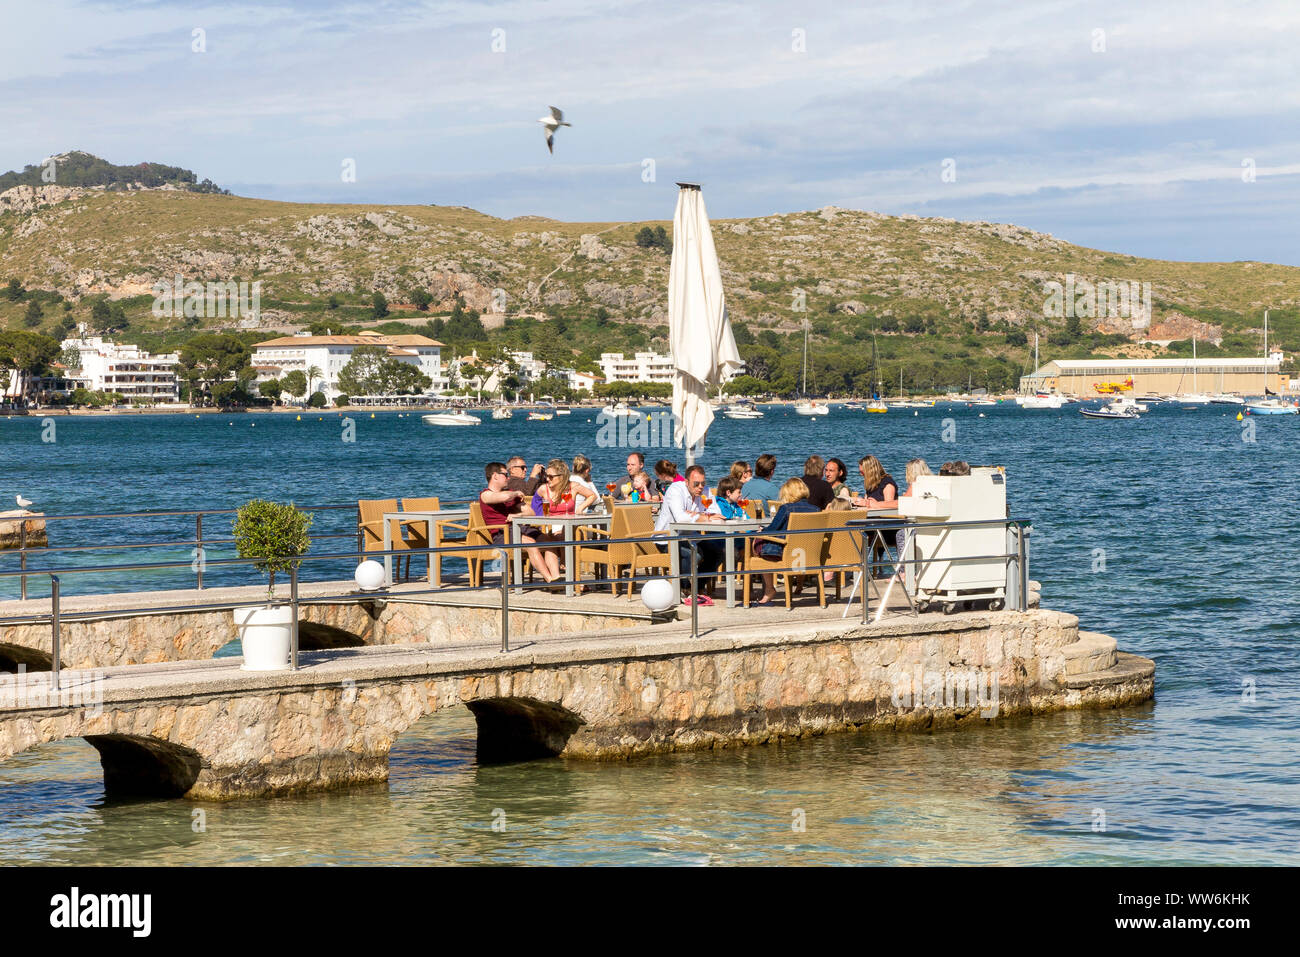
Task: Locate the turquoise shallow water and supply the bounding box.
[1,403,1298,865]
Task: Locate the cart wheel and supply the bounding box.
[988,598,1004,611]
[917,601,930,614]
[942,602,958,615]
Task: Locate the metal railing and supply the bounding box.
[0,516,1031,692]
[4,499,482,599]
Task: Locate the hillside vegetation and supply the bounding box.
[2,169,1297,394]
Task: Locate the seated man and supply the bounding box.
[613,451,646,501]
[654,464,725,604]
[480,462,556,583]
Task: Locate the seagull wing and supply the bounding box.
[549,106,564,123]
[545,130,555,153]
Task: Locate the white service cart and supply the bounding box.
[896,467,1009,614]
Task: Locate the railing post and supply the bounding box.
[1017,523,1029,612]
[19,522,27,601]
[195,513,204,590]
[860,529,870,624]
[500,547,510,653]
[289,565,300,671]
[356,504,364,561]
[50,575,61,693]
[689,540,699,639]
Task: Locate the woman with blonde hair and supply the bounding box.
[751,478,818,605]
[852,454,897,509]
[901,457,931,495]
[570,453,599,511]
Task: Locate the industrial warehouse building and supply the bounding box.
[1020,357,1285,398]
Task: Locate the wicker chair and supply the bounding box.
[574,504,672,596]
[358,498,417,581]
[399,496,467,585]
[822,512,867,603]
[742,511,833,608]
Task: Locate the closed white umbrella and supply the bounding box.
[668,184,742,464]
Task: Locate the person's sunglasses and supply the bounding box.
[546,472,560,479]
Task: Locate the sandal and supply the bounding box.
[683,594,714,606]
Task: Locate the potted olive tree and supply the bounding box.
[231,499,313,671]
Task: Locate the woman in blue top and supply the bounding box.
[753,477,819,605]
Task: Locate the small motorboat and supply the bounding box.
[1244,398,1298,415]
[600,402,637,418]
[1016,392,1067,409]
[423,411,480,426]
[793,400,829,416]
[527,411,553,421]
[1209,393,1245,405]
[1079,404,1138,420]
[555,407,572,415]
[490,406,513,420]
[723,402,763,419]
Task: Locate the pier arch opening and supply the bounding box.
[83,734,202,799]
[465,697,586,764]
[0,643,53,673]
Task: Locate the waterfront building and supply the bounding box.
[251,330,446,399]
[1020,357,1285,397]
[60,337,180,403]
[597,351,744,386]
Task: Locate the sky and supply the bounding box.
[2,0,1298,265]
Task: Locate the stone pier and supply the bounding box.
[0,607,1154,800]
[0,581,668,670]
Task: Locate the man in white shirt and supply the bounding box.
[655,465,725,604]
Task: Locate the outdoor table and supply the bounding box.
[666,518,765,607]
[382,509,470,586]
[507,512,614,597]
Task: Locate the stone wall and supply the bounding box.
[0,609,1155,799]
[0,598,652,670]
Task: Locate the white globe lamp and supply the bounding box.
[354,559,386,592]
[640,578,676,613]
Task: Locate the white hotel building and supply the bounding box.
[61,337,180,402]
[251,330,447,399]
[598,351,744,385]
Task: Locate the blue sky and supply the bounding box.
[3,0,1298,264]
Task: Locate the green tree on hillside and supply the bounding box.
[371,291,389,318]
[4,278,22,301]
[409,289,432,311]
[23,301,43,327]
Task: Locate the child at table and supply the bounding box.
[628,470,656,503]
[715,475,747,520]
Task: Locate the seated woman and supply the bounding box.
[752,478,818,605]
[529,459,597,579]
[715,475,748,519]
[852,454,898,509]
[900,458,932,497]
[570,454,599,512]
[479,462,555,582]
[653,459,683,498]
[729,460,753,488]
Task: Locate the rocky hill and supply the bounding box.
[1,170,1297,392]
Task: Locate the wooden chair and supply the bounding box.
[822,513,866,603]
[743,511,833,608]
[400,496,466,586]
[358,498,416,581]
[457,502,507,588]
[574,504,670,596]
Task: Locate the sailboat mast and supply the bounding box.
[801,323,808,395]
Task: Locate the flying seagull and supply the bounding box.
[538,106,571,154]
[16,494,33,509]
